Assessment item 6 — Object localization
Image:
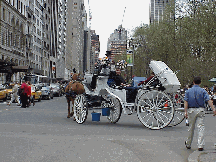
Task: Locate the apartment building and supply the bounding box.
[66,0,87,76]
[55,0,67,79]
[107,25,127,61]
[41,0,51,77]
[90,30,99,72]
[0,0,28,82]
[149,0,174,24]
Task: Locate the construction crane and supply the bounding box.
[88,0,92,29]
[122,7,126,25]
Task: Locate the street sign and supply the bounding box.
[127,54,133,66]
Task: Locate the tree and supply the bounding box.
[132,0,216,87]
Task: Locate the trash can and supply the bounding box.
[91,112,101,121]
[102,108,110,116]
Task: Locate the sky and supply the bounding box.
[84,0,150,58]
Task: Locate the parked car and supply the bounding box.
[31,86,42,101]
[0,85,8,101]
[50,83,62,97]
[41,86,54,100]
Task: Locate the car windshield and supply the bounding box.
[6,85,14,89]
[50,84,59,88]
[31,86,35,91]
[41,87,49,90]
[0,85,5,90]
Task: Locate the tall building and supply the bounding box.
[66,0,87,76]
[41,0,51,77]
[90,30,99,72]
[56,0,67,79]
[0,0,92,83]
[149,0,174,24]
[30,0,43,75]
[107,25,127,61]
[0,0,28,83]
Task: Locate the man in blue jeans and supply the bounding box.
[184,76,216,151]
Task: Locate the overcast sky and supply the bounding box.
[84,0,150,58]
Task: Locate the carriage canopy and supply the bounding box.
[149,60,181,93]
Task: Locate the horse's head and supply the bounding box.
[72,73,79,81]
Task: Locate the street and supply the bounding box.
[0,96,215,162]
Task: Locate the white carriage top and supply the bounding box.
[149,60,181,93]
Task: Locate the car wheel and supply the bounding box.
[3,95,7,101]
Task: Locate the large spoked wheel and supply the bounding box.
[136,90,174,130]
[169,92,185,126]
[74,94,88,124]
[107,96,122,123]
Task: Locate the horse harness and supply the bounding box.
[65,80,80,99]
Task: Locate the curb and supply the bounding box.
[188,150,200,162]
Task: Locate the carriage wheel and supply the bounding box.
[107,96,122,123]
[169,92,185,126]
[74,94,88,124]
[136,90,174,129]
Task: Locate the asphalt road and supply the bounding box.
[0,96,215,162]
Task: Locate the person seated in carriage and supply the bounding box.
[108,66,139,103]
[137,71,165,91]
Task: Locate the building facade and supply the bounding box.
[107,25,127,61]
[0,0,28,83]
[149,0,174,24]
[55,0,67,79]
[66,0,87,76]
[0,0,93,83]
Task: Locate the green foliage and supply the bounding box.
[132,1,216,88]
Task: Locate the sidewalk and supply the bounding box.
[188,149,216,162]
[188,110,216,162]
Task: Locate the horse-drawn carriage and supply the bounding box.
[71,59,185,130]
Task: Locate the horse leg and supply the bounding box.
[72,99,76,121]
[67,99,71,118]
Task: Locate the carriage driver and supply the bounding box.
[108,67,139,103]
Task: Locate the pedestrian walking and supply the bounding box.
[26,81,32,107]
[212,86,216,109]
[20,78,28,108]
[7,81,20,106]
[184,76,216,151]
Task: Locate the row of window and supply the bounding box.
[7,0,27,16]
[1,30,25,51]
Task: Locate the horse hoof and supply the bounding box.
[67,116,70,118]
[73,117,76,121]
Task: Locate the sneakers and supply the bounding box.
[185,141,191,149]
[198,148,204,151]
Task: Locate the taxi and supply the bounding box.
[31,85,42,101]
[5,84,14,100]
[0,85,8,101]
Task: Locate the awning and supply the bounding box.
[12,66,29,72]
[31,68,43,75]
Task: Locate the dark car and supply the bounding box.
[50,83,62,97]
[41,86,54,100]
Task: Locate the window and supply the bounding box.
[3,8,6,21]
[21,2,23,13]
